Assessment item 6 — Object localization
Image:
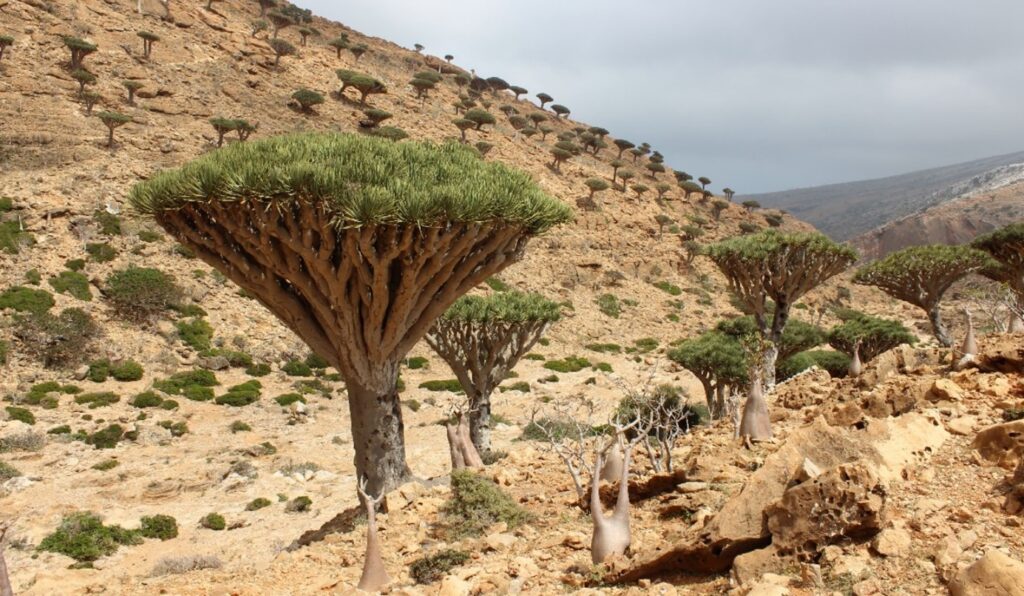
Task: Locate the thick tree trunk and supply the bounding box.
[760,343,779,391]
[347,379,411,499]
[356,495,389,592]
[739,380,772,441]
[591,444,632,564]
[467,390,492,454]
[714,384,727,420]
[0,526,11,596]
[928,305,952,347]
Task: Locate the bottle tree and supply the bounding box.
[854,245,994,346]
[706,230,857,390]
[971,223,1024,319]
[129,133,572,496]
[425,292,560,453]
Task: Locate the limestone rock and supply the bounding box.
[947,416,978,436]
[438,575,471,596]
[977,334,1024,374]
[1004,459,1024,515]
[928,378,965,402]
[871,528,911,557]
[948,550,1024,596]
[765,461,886,558]
[973,420,1024,469]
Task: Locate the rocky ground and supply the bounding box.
[2,1,1024,595]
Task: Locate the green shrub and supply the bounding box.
[230,421,251,433]
[404,356,429,369]
[49,270,92,301]
[0,461,22,481]
[183,385,215,402]
[500,381,530,393]
[596,293,621,318]
[484,277,511,292]
[153,370,219,396]
[246,497,271,511]
[0,286,54,314]
[139,515,178,540]
[200,513,226,531]
[131,391,163,408]
[111,360,144,381]
[594,362,613,373]
[418,379,464,393]
[281,360,312,377]
[405,399,421,412]
[0,430,45,452]
[25,268,43,284]
[246,362,271,377]
[159,399,179,411]
[441,470,531,539]
[291,88,325,112]
[176,318,213,352]
[777,350,851,381]
[410,549,470,584]
[75,392,120,409]
[0,197,11,212]
[543,356,590,373]
[653,280,682,296]
[92,459,119,471]
[0,219,34,255]
[304,353,330,369]
[585,343,621,354]
[1003,409,1024,422]
[38,512,142,562]
[274,393,306,407]
[48,425,72,435]
[85,242,117,262]
[286,496,312,513]
[215,381,262,407]
[15,308,99,368]
[634,337,659,353]
[157,420,189,437]
[6,406,35,425]
[106,267,181,322]
[88,359,111,382]
[93,210,122,236]
[0,340,7,365]
[137,229,162,243]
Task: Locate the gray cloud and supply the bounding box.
[295,0,1024,193]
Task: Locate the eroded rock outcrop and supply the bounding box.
[973,420,1024,469]
[948,550,1024,596]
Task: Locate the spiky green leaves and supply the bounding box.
[440,291,560,324]
[971,222,1024,297]
[668,331,750,386]
[464,109,496,131]
[62,35,97,68]
[853,245,994,309]
[291,88,324,112]
[129,133,572,234]
[828,312,916,362]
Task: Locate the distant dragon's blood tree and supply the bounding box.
[706,230,857,392]
[680,180,702,200]
[97,111,131,148]
[268,38,296,66]
[698,176,712,190]
[655,183,672,200]
[256,0,277,17]
[129,133,572,496]
[452,118,475,142]
[474,141,493,158]
[464,108,496,131]
[360,108,392,129]
[137,31,159,59]
[668,330,749,420]
[426,292,560,453]
[711,199,729,221]
[509,85,527,100]
[82,91,101,115]
[972,223,1024,317]
[71,68,97,97]
[631,184,649,199]
[536,92,553,109]
[327,35,348,58]
[266,9,295,38]
[349,43,368,62]
[613,139,634,158]
[445,54,454,63]
[0,35,12,61]
[723,188,735,202]
[62,36,97,69]
[209,118,239,147]
[486,76,509,95]
[123,80,144,105]
[617,170,635,191]
[297,26,318,47]
[551,104,570,119]
[291,88,324,113]
[337,71,387,105]
[828,312,916,362]
[675,170,692,183]
[854,245,993,347]
[584,178,610,199]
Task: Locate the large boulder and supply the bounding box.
[973,421,1024,469]
[1004,459,1024,515]
[857,344,947,388]
[977,334,1024,374]
[948,550,1024,596]
[765,461,886,558]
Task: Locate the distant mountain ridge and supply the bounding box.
[745,150,1024,241]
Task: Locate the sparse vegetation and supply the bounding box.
[38,512,141,562]
[441,470,531,539]
[410,549,470,585]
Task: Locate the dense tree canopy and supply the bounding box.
[828,311,916,362]
[668,331,749,419]
[971,222,1024,306]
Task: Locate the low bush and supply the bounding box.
[246,362,271,377]
[92,459,119,471]
[281,360,312,377]
[230,421,251,433]
[653,281,682,296]
[500,381,530,393]
[157,420,189,437]
[200,513,226,531]
[6,406,35,425]
[75,392,120,409]
[596,293,621,318]
[85,424,124,449]
[246,497,272,511]
[634,337,659,353]
[153,370,219,396]
[410,549,470,584]
[131,391,163,408]
[0,430,45,452]
[274,393,305,407]
[106,267,181,322]
[49,271,92,301]
[86,242,117,262]
[285,496,312,513]
[215,380,262,407]
[404,356,429,369]
[441,470,531,539]
[0,286,54,314]
[15,308,99,368]
[0,461,21,481]
[543,356,590,373]
[38,512,142,562]
[93,210,122,236]
[139,515,178,541]
[176,318,213,352]
[149,555,222,577]
[585,343,621,354]
[418,379,464,393]
[111,360,144,381]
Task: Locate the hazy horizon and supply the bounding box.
[294,0,1024,194]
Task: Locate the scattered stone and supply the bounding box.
[872,528,911,557]
[948,550,1024,596]
[928,378,965,402]
[973,420,1024,469]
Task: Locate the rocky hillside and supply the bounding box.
[748,150,1024,242]
[3,1,1022,595]
[852,180,1024,260]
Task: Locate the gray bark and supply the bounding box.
[347,376,411,500]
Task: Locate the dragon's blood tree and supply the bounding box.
[854,245,994,346]
[426,291,560,453]
[972,222,1024,321]
[130,133,572,496]
[706,230,857,390]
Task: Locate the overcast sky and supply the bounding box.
[295,0,1024,194]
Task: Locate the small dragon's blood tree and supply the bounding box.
[426,291,560,453]
[972,222,1024,320]
[129,133,571,496]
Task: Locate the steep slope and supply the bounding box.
[2,1,1004,595]
[852,180,1024,260]
[748,150,1024,241]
